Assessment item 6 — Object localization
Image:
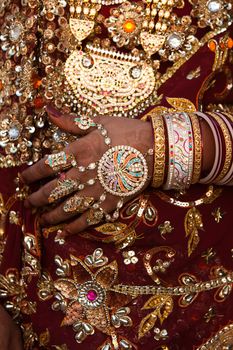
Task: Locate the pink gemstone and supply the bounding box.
[87,290,97,302]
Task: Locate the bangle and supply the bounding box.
[150,113,166,188]
[163,112,194,190]
[196,112,221,184]
[215,112,233,185]
[207,112,232,183]
[190,113,202,184]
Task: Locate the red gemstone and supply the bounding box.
[87,290,97,302]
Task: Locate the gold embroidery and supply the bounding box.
[196,323,233,350]
[49,252,132,347]
[185,207,204,256]
[211,207,225,223]
[138,295,173,339]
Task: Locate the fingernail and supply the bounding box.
[46,105,62,118]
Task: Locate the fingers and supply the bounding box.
[24,177,58,208]
[21,131,102,185]
[56,197,118,239]
[40,183,103,227]
[46,104,100,136]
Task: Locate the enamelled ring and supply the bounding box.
[45,151,77,172]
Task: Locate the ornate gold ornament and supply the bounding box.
[64,47,157,117]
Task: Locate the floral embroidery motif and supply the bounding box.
[105,1,145,49]
[51,251,132,347]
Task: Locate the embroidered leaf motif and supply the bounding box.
[215,284,232,302]
[184,207,204,256]
[139,295,173,339]
[54,279,78,299]
[86,306,110,333]
[39,329,50,346]
[61,301,84,326]
[70,255,92,283]
[138,311,158,339]
[95,261,118,288]
[95,222,127,235]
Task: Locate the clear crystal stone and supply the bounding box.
[87,179,95,185]
[105,137,111,145]
[207,0,221,12]
[8,126,20,140]
[82,55,94,69]
[9,23,23,42]
[130,66,142,79]
[167,33,182,50]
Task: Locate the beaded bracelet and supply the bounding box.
[163,112,194,190]
[150,113,166,188]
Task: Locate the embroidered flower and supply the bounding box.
[105,1,145,49]
[0,8,37,58]
[158,15,198,62]
[190,0,232,30]
[52,252,132,344]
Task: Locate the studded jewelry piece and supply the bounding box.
[63,195,95,213]
[163,112,194,190]
[189,113,202,184]
[75,115,112,146]
[64,46,157,118]
[150,113,166,188]
[74,116,97,130]
[45,151,77,172]
[86,208,105,226]
[97,145,150,197]
[48,178,80,204]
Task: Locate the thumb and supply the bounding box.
[46,104,99,135]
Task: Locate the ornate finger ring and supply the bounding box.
[48,177,80,203]
[86,208,104,226]
[63,195,95,213]
[45,151,77,172]
[74,116,97,130]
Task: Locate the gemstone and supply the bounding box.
[8,126,20,140]
[9,23,23,42]
[207,0,221,12]
[82,55,94,69]
[130,66,142,79]
[87,290,98,302]
[122,19,137,33]
[167,33,182,50]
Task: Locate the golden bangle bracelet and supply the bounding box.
[190,113,202,184]
[150,113,166,188]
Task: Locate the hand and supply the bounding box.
[0,305,23,350]
[21,105,154,239]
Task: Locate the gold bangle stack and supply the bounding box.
[150,112,166,188]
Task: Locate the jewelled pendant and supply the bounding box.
[69,18,94,42]
[140,32,165,57]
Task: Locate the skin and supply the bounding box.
[0,305,23,350]
[21,105,214,240]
